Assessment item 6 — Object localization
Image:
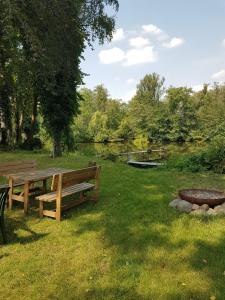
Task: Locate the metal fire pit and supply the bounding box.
[179,189,225,206]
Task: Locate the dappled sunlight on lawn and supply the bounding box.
[1,152,225,299]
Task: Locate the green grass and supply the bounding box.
[1,150,225,299]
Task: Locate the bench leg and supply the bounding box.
[56,209,61,222]
[80,191,84,202]
[92,189,99,202]
[24,182,29,214]
[8,179,13,210]
[56,198,61,222]
[39,201,44,218]
[42,179,47,193]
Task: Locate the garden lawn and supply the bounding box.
[1,151,225,300]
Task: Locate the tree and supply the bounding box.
[197,83,225,140]
[136,73,165,104]
[128,73,165,137]
[166,87,197,142]
[93,85,109,112]
[10,0,119,156]
[0,0,14,146]
[73,85,127,142]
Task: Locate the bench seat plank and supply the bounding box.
[36,182,95,202]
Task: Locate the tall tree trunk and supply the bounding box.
[0,97,12,147]
[15,109,23,145]
[26,97,38,149]
[53,132,62,157]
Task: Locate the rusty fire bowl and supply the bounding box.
[179,189,225,206]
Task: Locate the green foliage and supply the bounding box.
[128,73,165,136]
[71,76,225,154]
[136,73,165,104]
[116,117,134,140]
[166,87,197,142]
[73,85,127,143]
[168,136,225,173]
[0,0,119,156]
[197,84,225,141]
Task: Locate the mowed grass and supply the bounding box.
[1,151,225,300]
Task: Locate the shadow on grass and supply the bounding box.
[67,167,225,299]
[0,253,9,259]
[4,214,48,245]
[189,236,225,299]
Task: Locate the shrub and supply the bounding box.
[167,136,225,173]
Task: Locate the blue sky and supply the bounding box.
[81,0,225,102]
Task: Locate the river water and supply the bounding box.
[77,141,204,161]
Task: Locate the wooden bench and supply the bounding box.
[36,165,101,221]
[0,160,40,209]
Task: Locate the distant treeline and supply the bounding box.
[73,73,225,145]
[1,69,225,151]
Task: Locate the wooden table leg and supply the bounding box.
[39,201,44,218]
[39,179,47,218]
[8,177,13,210]
[42,179,47,193]
[24,182,30,214]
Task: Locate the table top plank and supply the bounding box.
[5,168,74,183]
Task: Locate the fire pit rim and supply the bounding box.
[178,188,225,206]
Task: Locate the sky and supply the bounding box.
[81,0,225,102]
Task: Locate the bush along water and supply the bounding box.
[167,136,225,173]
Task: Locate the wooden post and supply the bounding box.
[39,201,44,218]
[80,191,84,202]
[40,179,46,218]
[56,174,62,221]
[8,177,13,210]
[51,174,56,191]
[42,179,47,193]
[93,166,101,202]
[24,182,30,214]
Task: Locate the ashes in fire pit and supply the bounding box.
[179,189,225,206]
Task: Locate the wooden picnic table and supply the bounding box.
[6,168,74,214]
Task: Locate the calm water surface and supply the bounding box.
[77,141,204,160]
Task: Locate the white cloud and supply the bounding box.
[142,24,162,35]
[211,69,225,81]
[192,84,204,92]
[99,47,125,64]
[163,37,185,48]
[222,39,225,48]
[192,84,213,92]
[129,37,150,48]
[99,45,158,66]
[123,89,136,102]
[112,28,125,42]
[124,46,158,66]
[127,78,136,84]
